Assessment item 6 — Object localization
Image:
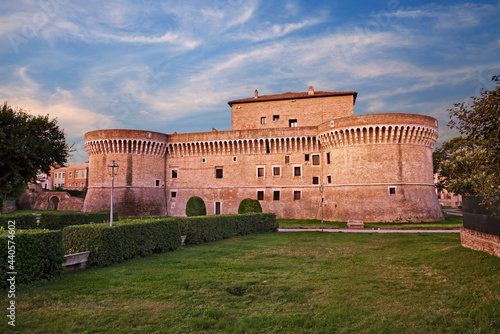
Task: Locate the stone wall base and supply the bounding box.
[460,227,500,257]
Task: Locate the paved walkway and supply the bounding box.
[279,228,460,233]
[442,208,463,216]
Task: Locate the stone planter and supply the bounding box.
[62,251,90,271]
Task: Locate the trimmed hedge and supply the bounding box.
[39,211,118,230]
[0,214,38,229]
[0,229,64,288]
[178,213,278,245]
[186,196,207,216]
[62,219,181,267]
[238,198,263,214]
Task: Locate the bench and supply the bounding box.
[347,220,364,229]
[62,251,90,271]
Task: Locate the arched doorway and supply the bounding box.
[50,196,60,210]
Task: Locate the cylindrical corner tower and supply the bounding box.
[318,113,444,222]
[83,129,169,217]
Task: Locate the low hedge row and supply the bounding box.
[178,213,278,245]
[0,214,38,229]
[63,219,181,267]
[39,211,118,230]
[0,229,64,288]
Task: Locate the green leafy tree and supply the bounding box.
[0,102,70,211]
[238,198,263,214]
[436,75,500,209]
[185,196,206,216]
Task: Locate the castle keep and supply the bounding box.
[83,87,444,222]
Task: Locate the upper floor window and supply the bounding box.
[327,152,331,164]
[312,154,320,166]
[273,115,280,121]
[313,176,319,185]
[294,166,302,177]
[273,166,281,177]
[261,117,267,124]
[257,167,265,177]
[289,119,297,127]
[171,169,178,178]
[215,168,223,179]
[75,171,79,178]
[304,154,310,161]
[273,191,280,201]
[69,172,72,179]
[285,155,290,164]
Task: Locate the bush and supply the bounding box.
[62,219,181,267]
[0,229,64,288]
[178,213,277,245]
[0,214,38,229]
[39,211,118,230]
[186,196,206,216]
[238,198,263,214]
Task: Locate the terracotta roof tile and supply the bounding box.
[228,90,357,105]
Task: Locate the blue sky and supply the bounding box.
[1,0,499,164]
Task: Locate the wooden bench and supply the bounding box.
[347,220,364,229]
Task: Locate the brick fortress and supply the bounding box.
[83,87,444,222]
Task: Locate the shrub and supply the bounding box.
[62,219,181,267]
[0,229,64,288]
[0,214,38,229]
[186,196,206,216]
[238,198,263,214]
[39,211,118,230]
[178,213,277,245]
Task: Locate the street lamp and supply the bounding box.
[319,184,324,232]
[108,160,119,227]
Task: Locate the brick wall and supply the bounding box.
[461,227,500,257]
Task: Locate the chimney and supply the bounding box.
[254,89,258,98]
[308,86,314,95]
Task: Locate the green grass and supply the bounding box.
[1,232,498,333]
[278,214,463,230]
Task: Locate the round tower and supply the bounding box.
[318,113,444,222]
[83,129,168,217]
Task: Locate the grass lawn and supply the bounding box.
[277,214,463,230]
[1,232,499,333]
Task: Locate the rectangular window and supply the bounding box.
[257,191,264,201]
[63,172,65,178]
[257,167,265,177]
[81,182,84,187]
[273,115,280,121]
[69,172,72,179]
[171,169,178,178]
[389,187,397,196]
[304,154,310,161]
[216,168,223,179]
[233,156,237,162]
[75,171,79,178]
[313,176,319,185]
[68,183,71,187]
[273,166,281,177]
[171,191,177,198]
[289,119,297,127]
[273,191,280,201]
[156,180,160,187]
[261,117,266,124]
[327,152,331,164]
[294,191,301,201]
[202,157,206,163]
[285,155,290,164]
[327,175,332,184]
[294,166,302,177]
[312,154,320,166]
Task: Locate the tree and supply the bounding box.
[238,198,262,214]
[435,75,500,209]
[185,196,206,216]
[0,102,70,211]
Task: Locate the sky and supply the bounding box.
[1,0,499,164]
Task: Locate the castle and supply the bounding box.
[83,87,444,222]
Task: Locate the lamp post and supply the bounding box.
[108,160,119,227]
[319,184,324,232]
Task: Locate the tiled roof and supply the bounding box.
[227,90,357,105]
[53,163,89,172]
